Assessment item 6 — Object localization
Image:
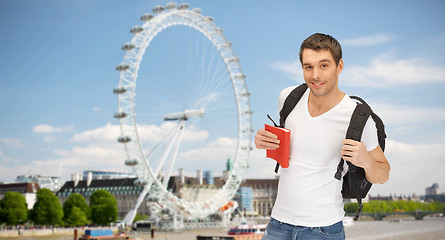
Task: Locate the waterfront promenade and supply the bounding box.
[1,218,445,240]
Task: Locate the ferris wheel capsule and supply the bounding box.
[178,3,190,10]
[114,112,127,119]
[134,178,148,186]
[153,5,164,13]
[147,195,160,202]
[117,136,131,143]
[192,8,202,14]
[125,158,139,166]
[122,42,136,51]
[161,208,171,214]
[116,63,130,71]
[218,42,232,48]
[233,73,246,79]
[240,91,250,97]
[113,87,127,94]
[130,26,144,34]
[165,2,178,10]
[140,13,154,22]
[228,57,239,63]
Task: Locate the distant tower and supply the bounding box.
[226,157,233,172]
[426,183,439,196]
[203,170,214,185]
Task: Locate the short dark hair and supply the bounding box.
[299,33,342,66]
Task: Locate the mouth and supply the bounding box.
[311,82,324,89]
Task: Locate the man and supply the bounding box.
[255,33,390,240]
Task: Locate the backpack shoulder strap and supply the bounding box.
[274,83,307,173]
[350,96,386,151]
[334,98,372,180]
[279,83,308,127]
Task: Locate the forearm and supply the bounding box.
[364,147,390,184]
[342,140,390,184]
[365,159,390,184]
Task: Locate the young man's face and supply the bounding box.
[301,49,343,98]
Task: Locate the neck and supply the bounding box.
[308,88,345,117]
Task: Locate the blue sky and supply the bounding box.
[1,0,444,196]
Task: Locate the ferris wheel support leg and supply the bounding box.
[122,179,152,226]
[162,120,185,189]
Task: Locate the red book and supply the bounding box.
[265,124,291,168]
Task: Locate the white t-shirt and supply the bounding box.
[270,86,379,227]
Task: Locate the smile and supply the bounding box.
[312,82,324,89]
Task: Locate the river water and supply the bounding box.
[3,218,445,240]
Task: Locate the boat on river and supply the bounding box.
[197,223,266,240]
[78,229,142,240]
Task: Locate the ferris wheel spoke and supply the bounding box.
[162,120,185,188]
[154,122,182,177]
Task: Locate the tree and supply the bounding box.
[133,212,148,223]
[89,190,118,225]
[344,202,359,214]
[29,188,63,225]
[66,206,88,226]
[63,193,89,226]
[0,192,28,225]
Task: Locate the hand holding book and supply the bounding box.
[265,124,290,168]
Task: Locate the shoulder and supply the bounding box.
[278,84,310,102]
[279,86,298,100]
[278,85,300,110]
[341,94,359,111]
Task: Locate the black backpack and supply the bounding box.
[272,83,386,221]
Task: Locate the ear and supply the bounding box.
[337,59,344,74]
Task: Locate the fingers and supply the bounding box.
[342,139,358,160]
[255,129,280,150]
[343,139,358,146]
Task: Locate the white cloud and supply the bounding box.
[71,144,125,158]
[179,137,237,161]
[0,138,24,148]
[16,143,129,182]
[71,122,208,143]
[1,122,209,181]
[71,123,120,142]
[33,124,73,133]
[370,139,445,196]
[270,61,302,83]
[93,107,101,111]
[342,52,445,87]
[370,102,445,127]
[271,52,445,88]
[44,136,57,143]
[341,33,396,47]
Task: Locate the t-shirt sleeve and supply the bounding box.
[278,86,297,112]
[362,116,379,151]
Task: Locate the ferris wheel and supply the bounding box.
[114,2,252,225]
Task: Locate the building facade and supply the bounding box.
[15,174,62,192]
[241,178,279,217]
[57,176,149,219]
[0,182,40,209]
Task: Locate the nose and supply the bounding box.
[313,67,321,80]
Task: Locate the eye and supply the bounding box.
[321,64,328,68]
[304,65,312,70]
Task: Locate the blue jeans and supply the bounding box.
[261,217,345,240]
